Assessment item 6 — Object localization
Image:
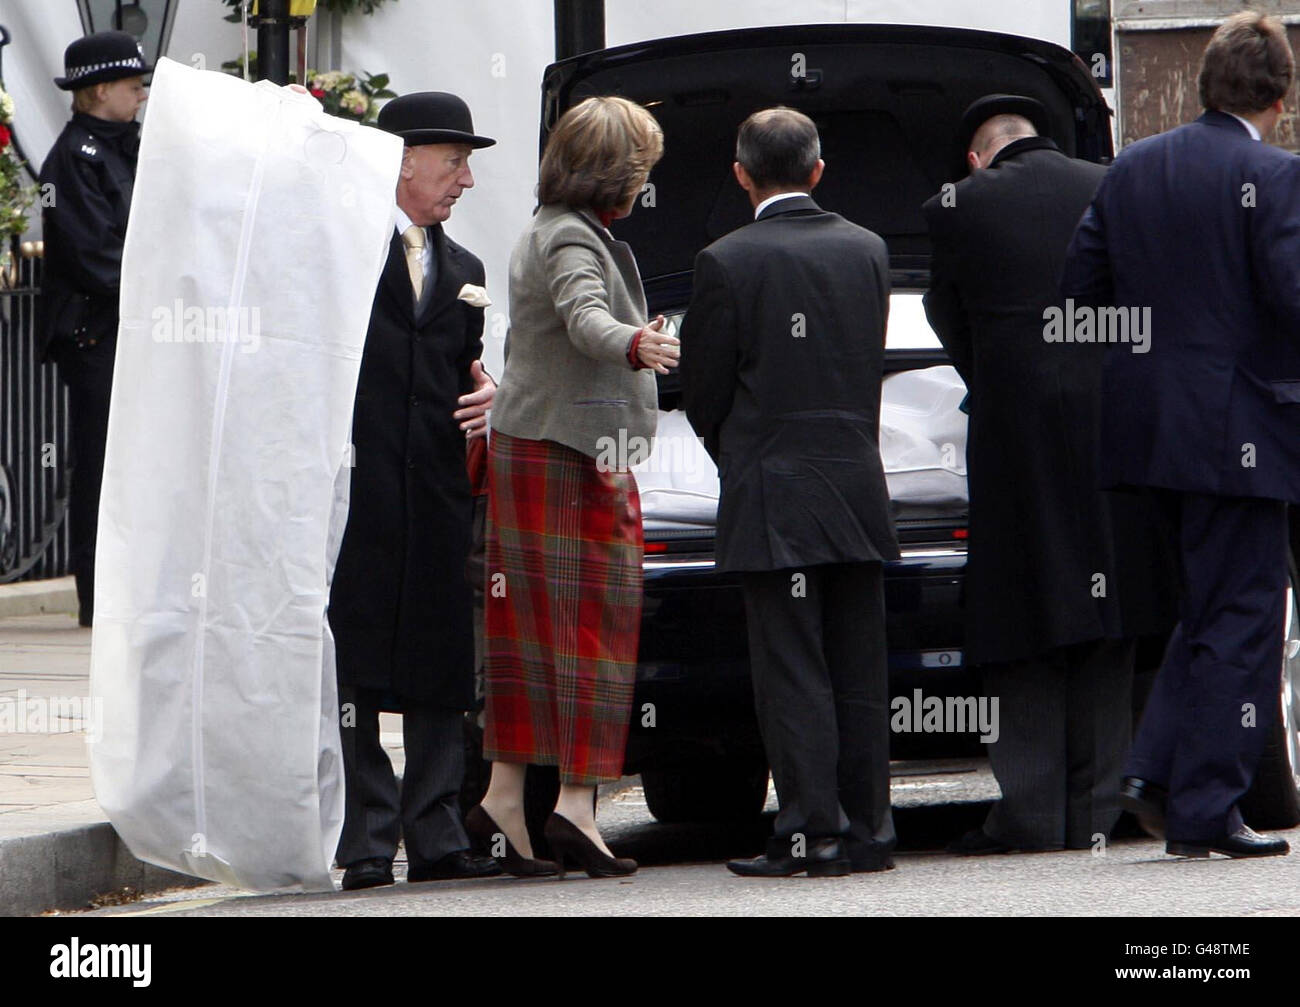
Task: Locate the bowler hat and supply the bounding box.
[954,93,1051,177]
[55,31,152,91]
[377,92,495,148]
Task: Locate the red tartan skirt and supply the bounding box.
[482,430,644,785]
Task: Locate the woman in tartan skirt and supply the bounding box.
[468,97,674,877]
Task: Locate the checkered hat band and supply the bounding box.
[66,56,145,81]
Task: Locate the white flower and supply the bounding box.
[342,89,368,116]
[311,70,345,92]
[0,91,14,122]
[457,283,491,308]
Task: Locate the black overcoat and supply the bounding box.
[923,137,1174,666]
[328,224,485,708]
[681,195,899,573]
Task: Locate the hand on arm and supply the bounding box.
[454,359,495,441]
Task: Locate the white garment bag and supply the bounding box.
[88,58,400,891]
[878,364,969,508]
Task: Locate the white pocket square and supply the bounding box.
[457,283,492,308]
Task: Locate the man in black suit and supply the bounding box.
[922,96,1174,854]
[328,92,501,890]
[682,107,899,877]
[1062,11,1300,858]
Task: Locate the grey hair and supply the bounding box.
[735,107,821,189]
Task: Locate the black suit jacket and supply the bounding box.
[923,138,1174,665]
[329,223,486,708]
[1063,110,1300,503]
[681,194,899,572]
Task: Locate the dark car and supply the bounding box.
[529,24,1300,830]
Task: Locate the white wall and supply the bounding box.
[166,0,246,76]
[0,0,84,176]
[605,1,1072,47]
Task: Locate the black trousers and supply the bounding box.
[1125,491,1288,841]
[982,637,1135,850]
[335,686,469,870]
[741,561,895,867]
[58,342,114,623]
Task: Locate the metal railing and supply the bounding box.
[0,251,71,582]
[0,22,72,583]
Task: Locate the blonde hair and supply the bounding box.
[538,96,664,212]
[71,84,106,114]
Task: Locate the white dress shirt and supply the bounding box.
[754,191,807,219]
[1228,112,1262,141]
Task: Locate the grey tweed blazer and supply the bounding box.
[491,203,658,460]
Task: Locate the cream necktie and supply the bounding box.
[401,224,426,303]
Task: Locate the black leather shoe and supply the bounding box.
[1119,776,1168,839]
[408,849,503,882]
[544,814,637,879]
[1167,826,1290,859]
[465,805,559,877]
[726,837,851,878]
[946,828,1013,856]
[341,857,394,891]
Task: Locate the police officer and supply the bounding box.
[38,32,149,626]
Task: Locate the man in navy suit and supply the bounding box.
[1062,10,1300,858]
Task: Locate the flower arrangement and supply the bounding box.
[0,86,37,281]
[305,70,395,122]
[220,55,394,123]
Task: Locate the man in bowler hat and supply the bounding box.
[328,92,501,890]
[923,95,1174,854]
[38,31,150,626]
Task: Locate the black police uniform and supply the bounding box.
[38,111,140,624]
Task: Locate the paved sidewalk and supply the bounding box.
[0,610,407,916]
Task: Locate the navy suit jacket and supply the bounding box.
[1062,110,1300,503]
